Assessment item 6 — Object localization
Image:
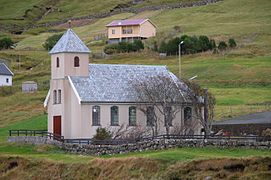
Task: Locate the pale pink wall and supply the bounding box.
[140,20,156,38]
[68,104,201,138]
[51,53,89,79]
[107,22,155,39]
[107,26,122,39]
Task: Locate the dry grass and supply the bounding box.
[1,156,271,180]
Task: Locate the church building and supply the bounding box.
[44,29,201,139]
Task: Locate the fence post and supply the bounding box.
[17,130,19,136]
[9,130,11,136]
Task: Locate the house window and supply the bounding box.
[53,90,57,104]
[58,90,61,104]
[112,29,115,34]
[184,107,192,126]
[92,106,100,126]
[111,106,119,126]
[146,106,155,126]
[56,57,59,68]
[122,28,133,34]
[6,78,9,83]
[74,56,80,67]
[129,106,136,126]
[164,107,173,126]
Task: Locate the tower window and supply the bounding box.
[58,89,61,104]
[56,57,59,68]
[74,56,80,67]
[53,90,57,104]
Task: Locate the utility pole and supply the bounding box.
[204,88,209,136]
[178,41,184,77]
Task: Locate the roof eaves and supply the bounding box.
[0,63,14,76]
[140,19,157,28]
[68,76,82,104]
[44,90,50,108]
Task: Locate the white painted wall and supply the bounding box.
[0,75,12,86]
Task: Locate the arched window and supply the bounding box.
[58,89,61,104]
[53,90,57,104]
[111,106,119,126]
[92,106,100,126]
[184,107,192,125]
[164,107,172,126]
[74,56,80,67]
[56,57,59,68]
[146,106,155,126]
[129,106,136,126]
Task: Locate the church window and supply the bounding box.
[56,57,59,68]
[92,106,100,126]
[111,106,119,126]
[74,56,80,67]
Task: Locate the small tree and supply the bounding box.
[133,39,144,50]
[218,41,228,52]
[228,38,237,48]
[43,33,63,51]
[182,80,216,136]
[132,75,185,136]
[93,127,112,140]
[199,35,211,51]
[210,39,216,49]
[0,37,13,50]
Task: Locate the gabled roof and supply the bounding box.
[69,64,188,103]
[49,29,90,54]
[106,19,156,27]
[0,63,13,76]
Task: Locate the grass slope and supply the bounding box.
[0,0,270,125]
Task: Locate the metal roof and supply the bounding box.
[0,63,13,76]
[213,111,271,125]
[49,29,90,54]
[106,19,150,27]
[69,64,188,103]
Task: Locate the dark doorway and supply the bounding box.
[53,116,61,136]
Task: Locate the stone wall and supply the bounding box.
[8,136,271,156]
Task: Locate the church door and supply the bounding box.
[53,116,61,137]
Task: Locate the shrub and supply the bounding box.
[104,40,144,54]
[158,35,214,55]
[0,86,15,96]
[133,39,144,50]
[93,128,112,140]
[210,39,216,49]
[262,128,271,137]
[43,33,63,51]
[0,37,13,50]
[218,41,228,51]
[228,38,237,48]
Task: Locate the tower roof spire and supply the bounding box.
[49,29,90,54]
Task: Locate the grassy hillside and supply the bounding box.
[0,0,270,127]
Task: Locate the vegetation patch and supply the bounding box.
[0,155,271,179]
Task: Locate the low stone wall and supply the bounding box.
[8,136,62,146]
[8,136,271,156]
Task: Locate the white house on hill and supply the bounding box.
[44,29,202,139]
[0,63,13,86]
